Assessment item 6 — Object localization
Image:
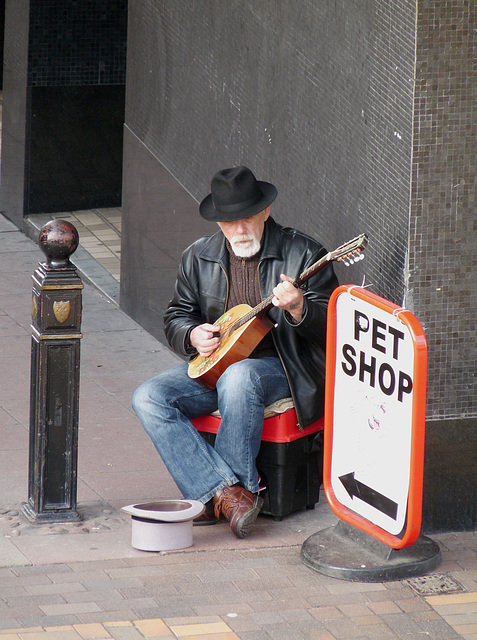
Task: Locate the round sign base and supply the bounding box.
[301,521,441,583]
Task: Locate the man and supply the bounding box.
[133,166,338,538]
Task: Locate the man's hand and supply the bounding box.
[272,274,304,323]
[190,323,220,357]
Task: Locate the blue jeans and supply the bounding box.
[132,358,290,503]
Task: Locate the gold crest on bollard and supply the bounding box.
[53,300,70,323]
[31,295,38,320]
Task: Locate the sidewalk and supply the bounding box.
[0,213,475,639]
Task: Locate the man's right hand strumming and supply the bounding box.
[190,323,220,357]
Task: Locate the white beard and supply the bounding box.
[230,234,261,258]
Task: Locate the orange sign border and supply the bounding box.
[323,285,428,549]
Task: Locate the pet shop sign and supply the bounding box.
[323,286,427,549]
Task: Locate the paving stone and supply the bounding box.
[262,623,308,639]
[336,603,372,618]
[278,609,316,625]
[76,611,139,625]
[82,579,146,592]
[366,600,402,615]
[394,596,432,613]
[309,606,344,621]
[322,616,368,639]
[134,605,196,620]
[101,567,169,581]
[73,622,113,639]
[192,602,255,617]
[168,618,232,636]
[225,614,262,633]
[445,612,477,624]
[301,632,338,640]
[213,589,274,606]
[265,586,311,603]
[455,623,477,634]
[120,585,182,601]
[232,630,274,640]
[49,571,110,585]
[427,591,477,606]
[0,619,22,631]
[352,614,389,628]
[1,575,54,588]
[103,628,145,640]
[142,573,202,588]
[63,590,126,607]
[249,598,311,613]
[353,623,399,639]
[39,603,103,616]
[133,618,172,637]
[26,582,87,596]
[10,564,73,576]
[2,604,44,619]
[68,560,130,573]
[195,568,261,584]
[418,618,463,638]
[381,612,446,639]
[324,582,387,595]
[19,630,82,640]
[4,594,66,609]
[14,615,83,628]
[0,586,29,598]
[174,580,240,597]
[234,577,294,592]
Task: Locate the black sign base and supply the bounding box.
[301,520,441,582]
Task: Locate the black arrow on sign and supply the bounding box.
[339,472,399,520]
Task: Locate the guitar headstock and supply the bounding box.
[331,233,368,266]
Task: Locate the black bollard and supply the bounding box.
[23,220,84,523]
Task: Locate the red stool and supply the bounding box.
[191,399,324,520]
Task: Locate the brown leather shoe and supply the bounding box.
[193,499,218,526]
[213,486,263,538]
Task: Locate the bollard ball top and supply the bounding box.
[38,220,79,266]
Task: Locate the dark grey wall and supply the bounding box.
[0,0,5,88]
[122,0,416,331]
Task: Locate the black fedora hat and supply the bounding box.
[199,166,277,222]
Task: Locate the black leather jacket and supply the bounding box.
[164,217,339,428]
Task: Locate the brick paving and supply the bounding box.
[0,214,476,639]
[0,543,475,638]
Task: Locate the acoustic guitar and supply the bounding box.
[188,233,368,388]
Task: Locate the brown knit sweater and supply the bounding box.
[226,243,277,359]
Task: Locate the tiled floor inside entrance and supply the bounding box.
[41,208,122,282]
